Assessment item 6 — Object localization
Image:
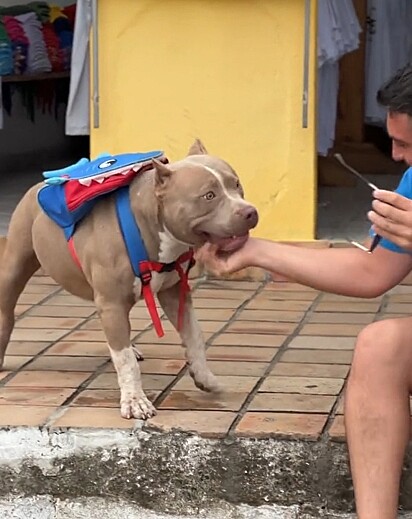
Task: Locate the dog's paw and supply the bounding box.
[131,343,144,362]
[120,393,157,420]
[189,368,221,393]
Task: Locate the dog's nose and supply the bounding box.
[237,206,259,227]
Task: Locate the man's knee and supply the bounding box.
[352,319,406,375]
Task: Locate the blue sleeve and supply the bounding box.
[369,167,412,254]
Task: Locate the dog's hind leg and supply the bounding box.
[0,195,40,368]
[157,284,220,392]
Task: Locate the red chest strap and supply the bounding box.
[139,249,195,338]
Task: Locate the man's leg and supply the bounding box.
[345,317,412,519]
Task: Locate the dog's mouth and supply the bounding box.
[199,232,249,252]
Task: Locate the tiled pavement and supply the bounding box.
[2,270,412,441]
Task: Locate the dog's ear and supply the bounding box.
[153,159,172,194]
[187,139,208,156]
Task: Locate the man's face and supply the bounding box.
[387,112,412,165]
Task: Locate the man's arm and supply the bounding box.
[197,238,412,298]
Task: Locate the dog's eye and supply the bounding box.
[236,180,240,189]
[203,191,216,201]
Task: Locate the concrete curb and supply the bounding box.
[0,426,370,516]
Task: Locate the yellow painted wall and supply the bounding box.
[91,0,317,241]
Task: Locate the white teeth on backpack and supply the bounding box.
[76,166,136,187]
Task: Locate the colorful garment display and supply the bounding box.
[0,2,76,77]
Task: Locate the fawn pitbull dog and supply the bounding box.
[0,140,258,419]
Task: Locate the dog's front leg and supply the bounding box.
[95,296,156,419]
[157,284,220,392]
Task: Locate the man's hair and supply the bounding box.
[377,63,412,117]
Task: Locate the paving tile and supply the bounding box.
[186,309,235,321]
[211,334,286,347]
[138,329,212,344]
[0,371,10,382]
[237,309,305,322]
[0,387,74,406]
[288,336,356,350]
[315,301,380,313]
[174,375,259,393]
[24,356,107,372]
[46,341,109,357]
[88,373,174,391]
[6,370,91,388]
[328,415,346,441]
[320,294,382,303]
[193,299,244,309]
[2,356,33,371]
[10,328,69,342]
[148,410,236,438]
[246,300,312,312]
[46,295,95,307]
[71,389,159,407]
[259,376,344,395]
[63,330,109,342]
[388,294,412,303]
[258,291,317,302]
[105,358,186,375]
[80,318,150,333]
[51,407,134,429]
[308,313,376,324]
[27,305,96,318]
[15,304,32,316]
[264,282,318,293]
[280,349,353,365]
[157,320,224,334]
[385,303,412,314]
[235,412,328,439]
[224,321,297,335]
[22,285,58,295]
[0,406,56,426]
[249,393,336,413]
[6,341,51,356]
[206,346,278,362]
[193,289,252,300]
[132,344,185,360]
[17,293,50,305]
[270,362,350,378]
[299,324,364,337]
[15,316,84,329]
[28,276,57,285]
[159,390,248,411]
[205,361,268,377]
[199,280,261,290]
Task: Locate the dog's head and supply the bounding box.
[153,139,258,252]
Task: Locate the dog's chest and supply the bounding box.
[133,230,191,299]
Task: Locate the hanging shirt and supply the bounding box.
[365,0,412,126]
[317,0,361,156]
[65,0,91,136]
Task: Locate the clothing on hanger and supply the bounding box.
[317,0,361,156]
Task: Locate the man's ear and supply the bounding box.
[153,159,172,194]
[187,138,208,156]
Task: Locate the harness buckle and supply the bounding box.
[140,270,152,285]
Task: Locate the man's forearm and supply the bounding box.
[250,240,388,298]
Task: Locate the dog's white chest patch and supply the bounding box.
[158,228,190,264]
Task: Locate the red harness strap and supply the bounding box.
[139,250,195,338]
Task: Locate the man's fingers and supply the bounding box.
[373,190,412,211]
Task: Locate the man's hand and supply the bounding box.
[195,238,258,276]
[368,190,412,251]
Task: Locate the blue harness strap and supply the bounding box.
[114,187,148,277]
